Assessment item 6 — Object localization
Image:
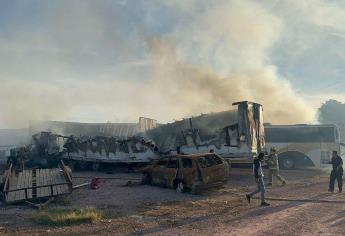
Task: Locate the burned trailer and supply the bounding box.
[16,132,159,169]
[145,101,265,163]
[61,135,159,166]
[13,102,265,168]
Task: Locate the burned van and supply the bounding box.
[142,153,229,193]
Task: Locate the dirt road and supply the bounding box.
[2,168,345,235]
[152,180,345,236]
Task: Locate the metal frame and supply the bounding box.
[3,160,72,203]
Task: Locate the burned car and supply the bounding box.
[142,153,229,193]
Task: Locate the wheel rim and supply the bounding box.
[176,182,184,193]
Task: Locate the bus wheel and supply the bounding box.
[281,158,295,169]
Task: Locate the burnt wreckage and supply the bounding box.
[146,101,265,160]
[8,101,265,168]
[10,132,159,169]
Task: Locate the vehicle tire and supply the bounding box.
[174,180,185,193]
[141,173,151,185]
[281,157,295,170]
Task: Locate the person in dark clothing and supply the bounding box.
[246,152,270,206]
[328,151,343,193]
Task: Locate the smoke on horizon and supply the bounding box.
[0,0,317,128]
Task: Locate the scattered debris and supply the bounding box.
[72,182,90,190]
[2,160,72,204]
[90,177,101,189]
[26,197,55,209]
[123,180,143,187]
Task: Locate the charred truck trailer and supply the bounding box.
[146,101,265,163]
[9,101,265,169]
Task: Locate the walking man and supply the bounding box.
[329,150,343,193]
[267,147,287,186]
[246,152,270,206]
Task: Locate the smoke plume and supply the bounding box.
[0,0,316,128]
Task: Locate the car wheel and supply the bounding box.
[281,158,294,169]
[175,181,185,193]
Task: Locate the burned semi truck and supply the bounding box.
[146,101,265,163]
[8,101,265,169]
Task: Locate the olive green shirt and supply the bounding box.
[267,153,279,170]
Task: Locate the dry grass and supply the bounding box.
[32,207,103,226]
[139,196,245,220]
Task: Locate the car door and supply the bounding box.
[151,159,178,188]
[151,160,169,187]
[180,158,196,188]
[198,154,228,184]
[164,159,179,188]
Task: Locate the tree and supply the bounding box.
[319,99,345,142]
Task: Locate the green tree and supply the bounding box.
[319,99,345,142]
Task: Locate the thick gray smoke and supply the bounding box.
[0,0,317,128]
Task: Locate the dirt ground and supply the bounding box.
[1,167,345,235]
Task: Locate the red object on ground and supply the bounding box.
[90,177,101,189]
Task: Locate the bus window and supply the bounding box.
[321,151,331,164]
[335,127,340,141]
[264,124,340,169]
[265,126,336,143]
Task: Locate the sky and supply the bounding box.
[0,0,345,128]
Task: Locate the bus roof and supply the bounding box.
[264,124,337,128]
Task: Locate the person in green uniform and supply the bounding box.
[267,147,287,186]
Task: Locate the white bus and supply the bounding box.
[264,124,341,169]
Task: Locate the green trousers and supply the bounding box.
[268,169,286,185]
